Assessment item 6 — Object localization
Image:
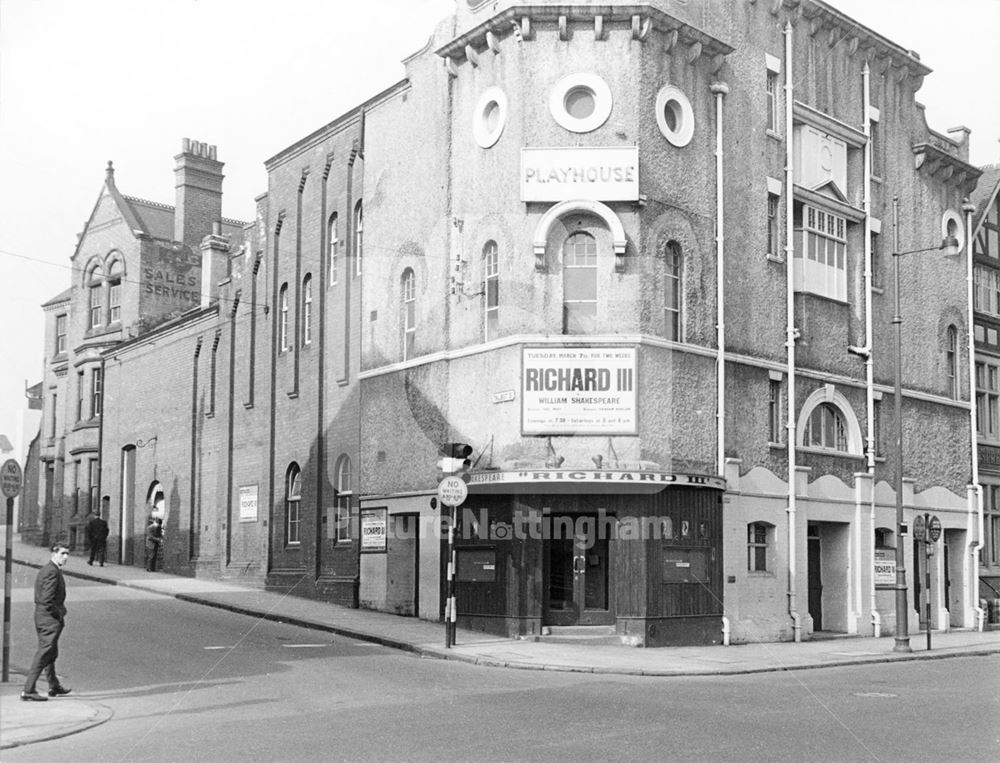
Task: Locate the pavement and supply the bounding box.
[3,538,999,750]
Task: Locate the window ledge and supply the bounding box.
[768,441,786,450]
[871,285,884,295]
[796,445,865,461]
[285,543,302,549]
[746,570,776,578]
[765,129,782,141]
[766,253,784,264]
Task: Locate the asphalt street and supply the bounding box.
[3,568,998,762]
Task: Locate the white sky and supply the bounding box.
[1,0,998,453]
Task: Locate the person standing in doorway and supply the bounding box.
[21,543,73,701]
[145,516,163,571]
[87,504,109,566]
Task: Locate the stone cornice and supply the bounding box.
[913,143,982,195]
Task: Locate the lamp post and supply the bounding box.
[891,196,961,653]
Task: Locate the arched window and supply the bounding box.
[805,402,848,451]
[327,213,339,286]
[286,463,301,545]
[302,274,313,346]
[661,240,682,340]
[946,325,958,399]
[334,455,352,542]
[107,259,124,324]
[88,262,104,329]
[402,268,416,360]
[562,231,597,334]
[278,284,289,352]
[354,201,364,277]
[484,241,499,340]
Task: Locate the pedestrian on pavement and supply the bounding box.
[87,505,110,566]
[21,543,73,702]
[145,516,163,571]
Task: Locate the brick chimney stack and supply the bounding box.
[200,221,231,307]
[174,138,224,249]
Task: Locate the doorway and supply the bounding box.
[807,526,822,631]
[544,513,613,626]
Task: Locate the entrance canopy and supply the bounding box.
[468,469,725,495]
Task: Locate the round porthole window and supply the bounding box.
[550,73,612,133]
[655,85,695,147]
[941,209,965,253]
[473,86,508,149]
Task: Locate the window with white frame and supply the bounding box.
[88,459,99,516]
[402,268,416,360]
[278,284,289,352]
[91,367,102,418]
[108,278,121,323]
[328,213,339,286]
[794,205,847,301]
[748,522,772,572]
[976,360,1000,441]
[89,281,102,329]
[768,377,782,444]
[767,194,779,258]
[766,69,778,132]
[286,463,301,545]
[55,314,67,355]
[335,455,352,542]
[76,370,84,422]
[562,232,597,334]
[484,241,499,341]
[805,402,847,451]
[946,325,958,399]
[302,274,312,346]
[974,265,1000,317]
[661,240,682,341]
[981,484,1000,567]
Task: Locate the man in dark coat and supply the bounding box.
[21,543,73,701]
[87,508,109,566]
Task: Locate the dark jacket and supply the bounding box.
[87,515,109,544]
[34,562,67,622]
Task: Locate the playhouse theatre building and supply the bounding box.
[355,0,983,646]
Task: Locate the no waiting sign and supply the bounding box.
[1,459,22,498]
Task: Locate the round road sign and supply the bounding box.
[437,476,468,507]
[1,458,22,498]
[928,515,942,543]
[912,514,926,541]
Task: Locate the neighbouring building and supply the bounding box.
[27,0,989,645]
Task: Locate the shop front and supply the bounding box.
[445,470,725,646]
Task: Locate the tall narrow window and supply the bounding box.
[766,69,778,132]
[209,332,220,416]
[50,393,57,438]
[302,274,313,346]
[869,119,881,177]
[89,282,102,329]
[335,455,352,542]
[870,232,882,289]
[76,370,84,422]
[484,241,499,341]
[73,460,80,516]
[286,463,301,545]
[663,240,682,341]
[108,278,121,323]
[768,378,782,443]
[977,361,1000,440]
[805,402,847,451]
[88,459,99,517]
[327,213,339,286]
[946,325,958,399]
[873,397,883,458]
[402,268,416,360]
[55,315,67,354]
[354,201,363,277]
[748,522,770,572]
[91,367,102,418]
[279,284,289,352]
[562,231,597,334]
[767,194,779,257]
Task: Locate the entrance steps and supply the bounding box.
[532,625,637,646]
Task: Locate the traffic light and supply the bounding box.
[437,442,473,482]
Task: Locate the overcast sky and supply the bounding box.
[1,0,997,457]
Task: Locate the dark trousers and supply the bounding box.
[146,542,159,571]
[89,540,106,565]
[24,611,64,693]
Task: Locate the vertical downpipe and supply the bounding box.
[784,21,802,641]
[712,82,729,478]
[862,64,880,636]
[964,201,985,629]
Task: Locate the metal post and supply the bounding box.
[445,503,455,648]
[3,496,13,681]
[892,197,911,652]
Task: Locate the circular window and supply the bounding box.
[655,85,695,147]
[550,73,612,133]
[473,86,508,149]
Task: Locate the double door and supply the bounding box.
[545,513,613,626]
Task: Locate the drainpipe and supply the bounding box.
[712,81,729,478]
[853,63,881,637]
[784,21,802,641]
[964,200,985,630]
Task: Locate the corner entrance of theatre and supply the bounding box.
[544,513,614,627]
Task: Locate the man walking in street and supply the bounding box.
[21,543,73,701]
[87,502,110,566]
